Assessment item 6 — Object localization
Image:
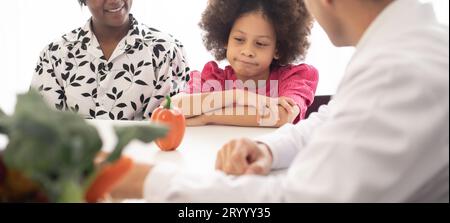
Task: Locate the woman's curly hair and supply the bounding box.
[200,0,313,67]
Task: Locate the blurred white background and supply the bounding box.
[0,0,448,114]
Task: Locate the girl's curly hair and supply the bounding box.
[200,0,313,67]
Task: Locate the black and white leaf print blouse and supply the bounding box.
[31,15,190,120]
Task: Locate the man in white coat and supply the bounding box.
[112,0,449,202]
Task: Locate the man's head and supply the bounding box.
[304,0,393,46]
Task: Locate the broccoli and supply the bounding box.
[0,90,167,202]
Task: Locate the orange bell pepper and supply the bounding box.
[150,95,186,151]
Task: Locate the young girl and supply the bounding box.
[171,0,318,127]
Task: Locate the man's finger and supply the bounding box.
[216,140,235,171]
[215,148,224,170]
[245,160,269,175]
[224,140,250,175]
[229,149,249,174]
[245,163,264,175]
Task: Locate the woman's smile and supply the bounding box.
[104,4,125,13]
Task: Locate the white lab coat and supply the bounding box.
[143,0,449,202]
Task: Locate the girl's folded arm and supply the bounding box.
[194,101,299,127]
[167,89,256,118]
[164,90,235,118]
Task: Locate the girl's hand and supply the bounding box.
[258,97,299,126]
[278,97,299,123]
[185,115,208,126]
[278,97,296,114]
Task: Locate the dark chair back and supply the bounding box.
[305,95,332,118]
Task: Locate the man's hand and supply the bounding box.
[215,138,273,176]
[110,163,152,200]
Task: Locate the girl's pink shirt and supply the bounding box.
[183,61,319,123]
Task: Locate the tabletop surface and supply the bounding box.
[90,120,277,173]
[0,120,277,173]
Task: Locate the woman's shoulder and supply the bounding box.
[138,23,184,49]
[36,27,83,56]
[127,15,182,47]
[39,19,91,53]
[61,26,86,42]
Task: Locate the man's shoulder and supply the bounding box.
[344,49,448,112]
[353,24,448,76]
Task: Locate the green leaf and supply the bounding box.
[105,124,168,163]
[0,108,10,135]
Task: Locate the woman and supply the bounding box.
[31,0,190,120]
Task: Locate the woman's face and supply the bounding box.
[226,11,278,81]
[86,0,133,28]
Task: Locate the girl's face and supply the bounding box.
[226,11,278,81]
[86,0,132,28]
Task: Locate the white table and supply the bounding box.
[1,120,276,172]
[89,120,277,173]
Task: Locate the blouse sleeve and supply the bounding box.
[30,45,67,111]
[145,40,190,118]
[278,64,319,121]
